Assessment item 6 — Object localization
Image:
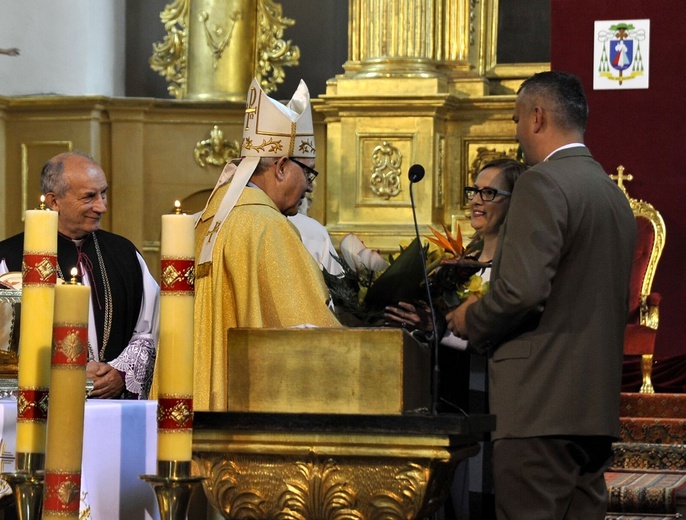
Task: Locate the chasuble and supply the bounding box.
[194,184,340,411]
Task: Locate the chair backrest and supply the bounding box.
[611,166,666,328]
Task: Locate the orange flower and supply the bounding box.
[425,224,464,257]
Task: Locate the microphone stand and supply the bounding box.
[409,181,441,416]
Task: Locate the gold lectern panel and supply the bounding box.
[227,328,431,414]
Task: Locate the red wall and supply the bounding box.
[551,0,686,359]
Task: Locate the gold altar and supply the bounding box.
[193,412,491,520]
[193,329,493,520]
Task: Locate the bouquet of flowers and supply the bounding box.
[323,225,490,326]
[424,225,490,313]
[323,234,432,326]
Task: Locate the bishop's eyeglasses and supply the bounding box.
[289,158,319,184]
[464,186,512,202]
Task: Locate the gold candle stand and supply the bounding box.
[140,461,204,520]
[2,452,45,520]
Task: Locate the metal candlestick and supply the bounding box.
[140,461,203,520]
[2,452,45,520]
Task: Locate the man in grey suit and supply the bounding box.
[448,71,636,519]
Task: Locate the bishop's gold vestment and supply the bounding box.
[194,184,340,410]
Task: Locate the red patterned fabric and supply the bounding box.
[605,470,686,514]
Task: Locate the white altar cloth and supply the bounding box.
[0,397,159,520]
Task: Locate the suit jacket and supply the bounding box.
[466,146,636,440]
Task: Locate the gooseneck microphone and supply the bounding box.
[407,164,441,416]
[408,163,426,183]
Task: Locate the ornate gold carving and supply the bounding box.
[194,450,457,520]
[194,126,241,168]
[468,145,518,182]
[150,0,190,99]
[255,0,300,94]
[279,457,363,519]
[614,166,666,331]
[370,142,403,200]
[201,459,268,517]
[152,0,299,99]
[198,9,243,69]
[370,463,428,519]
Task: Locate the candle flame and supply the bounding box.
[39,195,46,210]
[70,267,79,285]
[174,200,182,214]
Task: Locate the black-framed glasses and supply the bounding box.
[289,158,319,184]
[464,186,511,202]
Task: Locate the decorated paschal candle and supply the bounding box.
[43,269,90,519]
[157,201,195,475]
[16,198,58,470]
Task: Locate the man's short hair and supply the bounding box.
[518,71,588,133]
[40,150,96,197]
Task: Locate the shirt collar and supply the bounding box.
[543,143,585,162]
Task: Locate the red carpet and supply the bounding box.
[605,393,686,518]
[605,471,686,515]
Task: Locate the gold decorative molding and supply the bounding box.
[194,126,240,168]
[255,0,300,94]
[193,426,480,519]
[436,136,445,206]
[370,141,403,200]
[150,0,189,99]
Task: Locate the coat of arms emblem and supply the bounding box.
[594,19,650,90]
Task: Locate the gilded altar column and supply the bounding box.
[343,0,490,96]
[318,0,496,250]
[150,0,300,101]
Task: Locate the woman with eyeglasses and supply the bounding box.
[385,157,526,337]
[384,157,526,519]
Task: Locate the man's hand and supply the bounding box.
[445,295,479,339]
[86,361,125,399]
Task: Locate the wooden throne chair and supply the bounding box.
[612,166,666,394]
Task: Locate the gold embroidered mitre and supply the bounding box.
[242,77,315,158]
[197,77,315,267]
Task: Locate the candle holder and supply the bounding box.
[2,453,45,520]
[140,461,204,520]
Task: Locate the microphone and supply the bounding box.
[407,164,441,415]
[408,164,425,183]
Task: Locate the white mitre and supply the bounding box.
[197,77,315,266]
